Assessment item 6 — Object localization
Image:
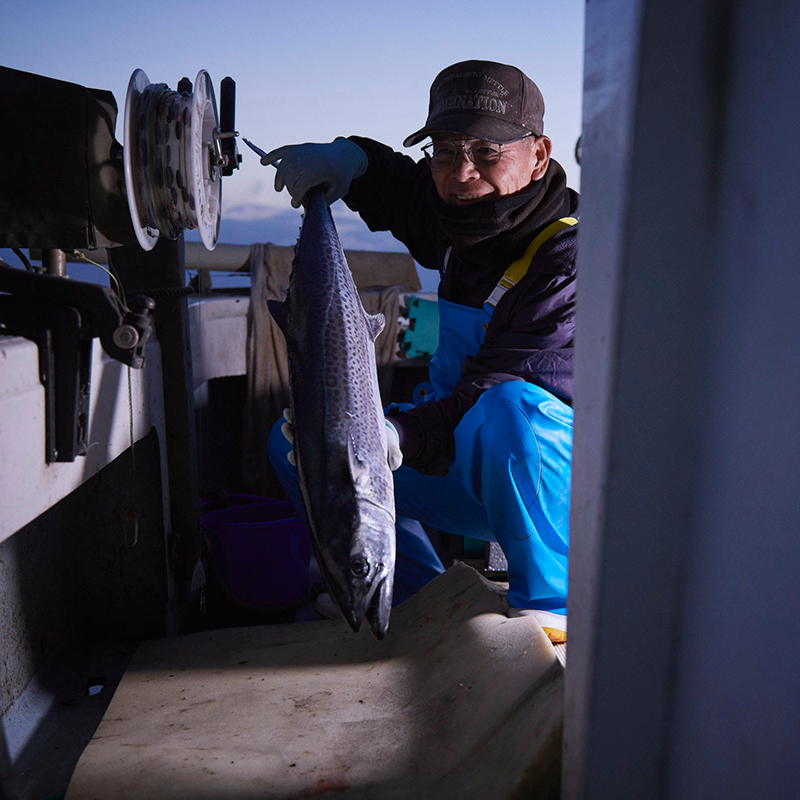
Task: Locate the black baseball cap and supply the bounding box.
[403,60,545,147]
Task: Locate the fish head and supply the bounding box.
[318,501,396,639]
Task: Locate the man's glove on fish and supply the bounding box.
[262,138,368,208]
[384,418,403,471]
[281,408,402,471]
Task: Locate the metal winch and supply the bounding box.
[0,65,241,463]
[123,69,240,251]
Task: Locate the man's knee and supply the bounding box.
[451,382,573,496]
[464,382,572,444]
[475,381,571,420]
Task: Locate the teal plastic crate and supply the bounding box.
[402,296,439,360]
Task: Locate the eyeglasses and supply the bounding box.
[422,136,530,169]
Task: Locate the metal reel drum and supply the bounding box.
[123,69,222,251]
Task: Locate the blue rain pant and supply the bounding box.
[268,379,572,613]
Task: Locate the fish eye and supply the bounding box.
[350,555,370,578]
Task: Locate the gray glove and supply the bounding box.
[384,418,403,471]
[261,137,368,208]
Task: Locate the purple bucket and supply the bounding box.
[201,499,311,610]
[199,493,267,514]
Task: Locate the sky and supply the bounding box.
[3,0,585,285]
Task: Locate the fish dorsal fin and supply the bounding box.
[365,311,385,342]
[268,298,289,334]
[346,430,370,484]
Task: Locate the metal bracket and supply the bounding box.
[212,129,240,171]
[0,296,90,462]
[0,261,155,462]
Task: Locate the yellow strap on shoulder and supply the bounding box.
[484,216,578,309]
[503,216,578,286]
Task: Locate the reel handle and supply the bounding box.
[218,77,241,177]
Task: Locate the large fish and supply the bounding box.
[268,186,396,639]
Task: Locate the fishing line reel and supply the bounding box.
[123,69,240,251]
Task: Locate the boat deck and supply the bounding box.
[65,565,564,800]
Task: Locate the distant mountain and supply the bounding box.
[187,203,406,253]
[187,202,440,292]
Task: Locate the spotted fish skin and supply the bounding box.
[268,187,396,639]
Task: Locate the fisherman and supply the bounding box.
[265,60,576,643]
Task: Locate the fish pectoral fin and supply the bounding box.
[364,311,385,341]
[268,298,290,334]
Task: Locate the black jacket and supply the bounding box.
[344,136,579,476]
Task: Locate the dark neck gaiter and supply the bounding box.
[431,158,572,268]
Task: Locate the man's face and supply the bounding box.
[428,133,552,206]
